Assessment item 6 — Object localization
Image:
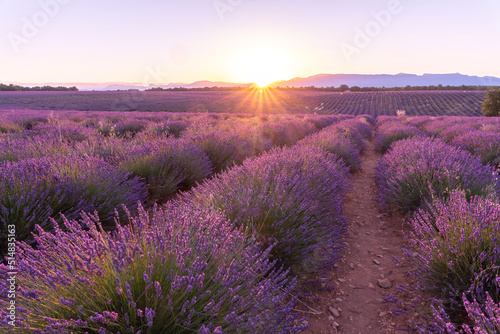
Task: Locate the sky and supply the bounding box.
[0,0,499,86]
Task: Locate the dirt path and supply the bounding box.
[301,141,421,334]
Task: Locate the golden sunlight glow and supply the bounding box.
[226,46,296,87]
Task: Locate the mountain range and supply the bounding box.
[9,73,500,91]
[270,73,500,88]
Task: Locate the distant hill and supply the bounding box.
[5,73,500,91]
[270,73,500,88]
[150,80,252,89]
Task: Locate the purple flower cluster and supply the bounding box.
[149,119,189,137]
[0,114,23,133]
[0,155,147,247]
[328,119,370,154]
[306,114,352,129]
[451,131,500,167]
[254,119,316,148]
[298,119,368,172]
[355,114,375,126]
[0,135,74,162]
[341,118,373,140]
[377,116,500,168]
[407,191,500,324]
[28,120,99,142]
[403,116,500,169]
[0,205,305,333]
[374,118,426,153]
[186,131,253,174]
[429,290,500,334]
[376,136,498,212]
[180,144,350,279]
[117,138,213,203]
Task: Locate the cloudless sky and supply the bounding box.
[0,0,499,86]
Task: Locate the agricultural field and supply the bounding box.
[0,110,362,333]
[0,90,487,116]
[1,109,499,333]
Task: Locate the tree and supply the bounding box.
[482,88,500,116]
[339,84,349,92]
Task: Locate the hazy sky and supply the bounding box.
[1,0,499,85]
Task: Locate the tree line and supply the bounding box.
[146,84,500,92]
[0,83,78,91]
[277,84,500,92]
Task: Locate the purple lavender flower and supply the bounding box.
[0,154,147,253]
[407,190,500,325]
[0,204,302,333]
[180,144,350,280]
[298,120,364,172]
[117,137,212,203]
[374,118,426,153]
[186,130,253,174]
[376,136,498,212]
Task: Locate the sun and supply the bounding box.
[227,46,296,87]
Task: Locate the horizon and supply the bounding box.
[1,0,499,87]
[5,72,500,87]
[5,72,500,91]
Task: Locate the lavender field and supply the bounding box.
[1,110,499,333]
[0,90,487,116]
[0,110,360,333]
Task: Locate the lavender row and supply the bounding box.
[375,131,500,331]
[0,204,306,333]
[297,116,373,172]
[408,191,500,333]
[376,136,498,213]
[375,115,500,168]
[177,117,368,280]
[179,145,351,281]
[0,155,148,253]
[373,117,427,153]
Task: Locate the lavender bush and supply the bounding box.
[405,115,432,129]
[0,155,147,247]
[374,120,425,153]
[0,119,23,133]
[330,122,368,154]
[460,288,500,333]
[118,138,212,203]
[306,115,346,129]
[28,121,98,142]
[74,135,130,162]
[13,114,49,130]
[181,145,350,279]
[355,114,375,126]
[0,205,304,333]
[451,131,500,167]
[298,130,362,172]
[148,120,189,138]
[254,122,298,148]
[187,131,253,174]
[0,136,74,162]
[376,137,499,212]
[439,124,479,143]
[407,191,500,324]
[113,120,150,137]
[339,118,373,140]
